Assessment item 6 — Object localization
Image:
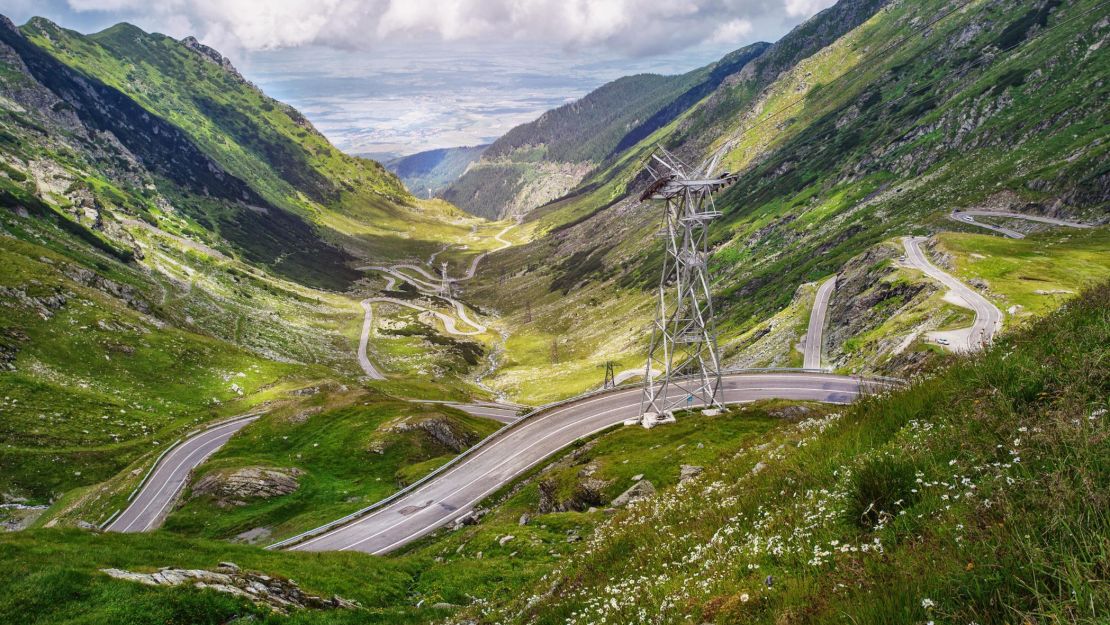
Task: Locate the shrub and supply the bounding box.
[847,454,918,529]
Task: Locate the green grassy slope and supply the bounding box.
[162,392,501,542]
[0,205,322,503]
[16,17,484,269]
[2,282,1105,624]
[0,13,507,518]
[471,282,1110,624]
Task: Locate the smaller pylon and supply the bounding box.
[603,361,615,389]
[440,261,451,296]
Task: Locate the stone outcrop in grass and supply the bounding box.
[191,467,303,507]
[388,416,480,453]
[101,562,358,613]
[611,479,656,507]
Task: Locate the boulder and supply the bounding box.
[232,526,272,545]
[431,602,457,610]
[612,480,656,507]
[679,465,703,482]
[538,477,609,513]
[389,418,477,453]
[191,467,303,506]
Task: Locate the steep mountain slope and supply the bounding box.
[0,15,498,515]
[441,47,767,220]
[15,18,480,270]
[0,18,361,289]
[463,0,1109,402]
[386,144,488,199]
[471,282,1110,624]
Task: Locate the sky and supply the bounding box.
[1,0,838,157]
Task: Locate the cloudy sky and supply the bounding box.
[3,0,837,156]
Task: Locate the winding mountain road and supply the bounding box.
[430,401,523,423]
[612,366,662,386]
[355,224,516,377]
[107,414,262,533]
[279,372,883,554]
[949,210,1092,239]
[111,226,520,533]
[902,236,1002,352]
[357,299,388,380]
[803,276,837,370]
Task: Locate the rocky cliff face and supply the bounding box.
[823,243,935,371]
[180,35,246,83]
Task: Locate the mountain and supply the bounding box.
[440,0,895,222]
[459,0,1109,402]
[386,144,488,199]
[0,15,490,506]
[7,18,477,280]
[440,49,765,219]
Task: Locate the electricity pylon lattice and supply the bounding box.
[440,262,451,296]
[629,147,737,428]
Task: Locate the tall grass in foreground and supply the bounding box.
[489,283,1109,624]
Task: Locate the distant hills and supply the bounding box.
[384,145,488,199]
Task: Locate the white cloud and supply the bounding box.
[783,0,837,18]
[60,0,798,56]
[710,18,753,44]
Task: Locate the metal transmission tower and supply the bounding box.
[439,262,451,297]
[629,147,737,428]
[603,361,615,389]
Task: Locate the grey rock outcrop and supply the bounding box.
[679,465,703,483]
[101,564,358,613]
[180,36,246,83]
[538,477,609,513]
[63,264,150,313]
[232,526,272,544]
[389,417,477,453]
[191,467,303,507]
[612,480,656,507]
[0,503,47,531]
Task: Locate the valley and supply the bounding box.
[0,0,1107,623]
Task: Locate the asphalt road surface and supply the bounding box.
[286,372,877,554]
[107,414,261,532]
[442,402,522,423]
[902,236,1002,352]
[949,210,1092,239]
[357,299,387,380]
[109,400,524,533]
[803,276,837,369]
